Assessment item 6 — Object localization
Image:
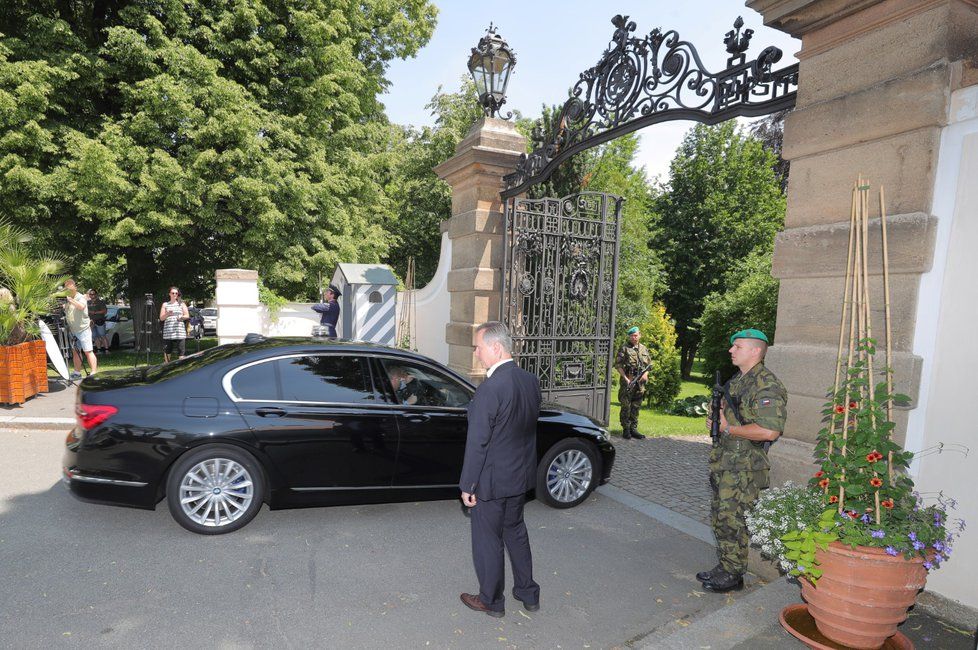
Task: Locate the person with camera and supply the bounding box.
[159,286,190,362]
[63,279,97,378]
[311,284,341,337]
[87,288,109,354]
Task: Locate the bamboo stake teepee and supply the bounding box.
[830,176,894,523]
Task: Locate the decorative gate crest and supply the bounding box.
[501,15,798,198]
[502,192,621,424]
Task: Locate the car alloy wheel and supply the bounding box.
[166,444,265,534]
[536,438,599,509]
[179,457,254,527]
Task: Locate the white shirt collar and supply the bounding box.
[486,358,513,378]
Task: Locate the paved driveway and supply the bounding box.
[1,429,739,649]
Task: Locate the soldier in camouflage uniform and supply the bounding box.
[614,326,651,440]
[700,328,787,593]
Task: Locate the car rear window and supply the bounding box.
[229,355,375,403]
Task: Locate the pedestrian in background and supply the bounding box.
[699,328,786,593]
[63,279,97,378]
[312,284,341,337]
[614,326,650,439]
[159,286,189,362]
[87,288,109,354]
[459,321,541,618]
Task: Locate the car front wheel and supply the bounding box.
[166,444,265,535]
[536,438,600,509]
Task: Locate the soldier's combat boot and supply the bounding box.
[702,569,744,593]
[621,426,633,440]
[630,427,646,440]
[696,564,723,582]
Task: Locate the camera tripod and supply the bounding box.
[47,311,90,384]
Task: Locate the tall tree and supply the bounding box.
[652,122,785,378]
[382,78,482,286]
[749,109,790,193]
[0,0,437,302]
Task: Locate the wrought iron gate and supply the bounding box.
[501,192,622,424]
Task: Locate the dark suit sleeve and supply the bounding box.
[459,384,497,493]
[311,303,329,314]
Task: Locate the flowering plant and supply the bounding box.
[747,338,965,582]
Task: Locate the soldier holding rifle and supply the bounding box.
[614,326,651,440]
[700,328,787,592]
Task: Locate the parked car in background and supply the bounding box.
[201,308,218,335]
[104,305,135,349]
[63,337,616,534]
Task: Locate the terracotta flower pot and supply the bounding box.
[801,541,928,649]
[0,340,49,404]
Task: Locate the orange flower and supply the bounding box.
[818,478,830,489]
[866,452,877,462]
[847,510,859,519]
[829,495,839,504]
[849,401,858,409]
[882,499,894,509]
[814,470,825,478]
[834,405,846,414]
[870,477,883,488]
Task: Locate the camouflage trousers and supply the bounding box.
[710,469,767,575]
[618,384,644,430]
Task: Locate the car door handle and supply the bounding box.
[406,414,430,424]
[255,407,286,418]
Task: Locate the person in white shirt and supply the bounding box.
[63,278,97,378]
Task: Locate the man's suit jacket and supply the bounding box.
[459,360,542,501]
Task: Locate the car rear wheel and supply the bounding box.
[166,445,265,535]
[536,438,600,509]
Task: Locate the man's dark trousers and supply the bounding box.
[471,493,539,612]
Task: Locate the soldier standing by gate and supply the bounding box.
[614,326,651,440]
[700,328,787,592]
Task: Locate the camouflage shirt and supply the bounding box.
[709,362,788,472]
[615,341,651,377]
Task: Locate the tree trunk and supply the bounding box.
[125,247,161,354]
[681,344,697,380]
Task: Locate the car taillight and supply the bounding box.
[75,404,118,430]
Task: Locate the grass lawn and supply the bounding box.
[48,338,220,377]
[608,368,713,438]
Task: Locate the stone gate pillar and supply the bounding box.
[746,0,978,472]
[748,0,978,615]
[433,118,526,382]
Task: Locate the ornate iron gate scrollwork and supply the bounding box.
[502,192,622,424]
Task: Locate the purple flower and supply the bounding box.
[913,540,925,551]
[885,546,898,556]
[923,561,934,570]
[908,532,918,542]
[860,514,871,523]
[933,541,945,551]
[871,530,885,539]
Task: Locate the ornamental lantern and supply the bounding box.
[467,24,516,119]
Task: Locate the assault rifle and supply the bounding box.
[710,371,723,445]
[626,363,652,390]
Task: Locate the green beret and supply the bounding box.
[626,326,640,335]
[730,328,769,344]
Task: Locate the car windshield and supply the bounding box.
[202,309,217,316]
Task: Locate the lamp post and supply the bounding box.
[467,24,516,119]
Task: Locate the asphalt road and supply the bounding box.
[1,429,739,649]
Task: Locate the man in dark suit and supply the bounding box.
[459,321,542,618]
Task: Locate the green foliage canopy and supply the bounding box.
[698,249,780,381]
[0,0,438,300]
[652,122,785,377]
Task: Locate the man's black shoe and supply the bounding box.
[621,429,632,440]
[696,564,723,582]
[702,569,744,593]
[630,430,646,440]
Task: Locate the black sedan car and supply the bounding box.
[63,337,615,534]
